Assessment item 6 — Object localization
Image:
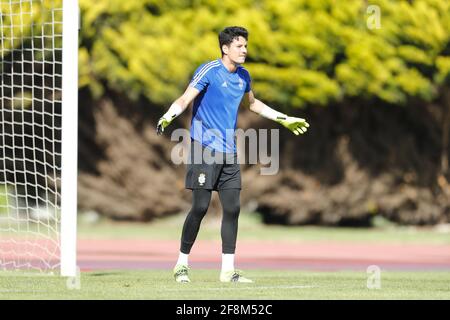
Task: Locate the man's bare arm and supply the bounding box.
[173,86,200,111]
[242,90,310,135]
[156,86,200,135]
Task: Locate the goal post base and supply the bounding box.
[65,266,81,290]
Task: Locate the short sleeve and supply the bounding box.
[243,69,252,93]
[189,63,212,92]
[245,73,252,93]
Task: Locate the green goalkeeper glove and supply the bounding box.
[156,115,173,135]
[276,116,310,135]
[156,103,183,135]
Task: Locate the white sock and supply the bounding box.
[221,254,235,272]
[176,252,189,266]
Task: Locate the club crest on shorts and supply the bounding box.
[198,173,206,186]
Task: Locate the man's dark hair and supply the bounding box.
[219,26,248,55]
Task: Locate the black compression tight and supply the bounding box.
[180,189,241,254]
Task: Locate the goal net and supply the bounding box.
[0,0,77,276]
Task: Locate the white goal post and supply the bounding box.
[0,0,78,277]
[60,0,78,278]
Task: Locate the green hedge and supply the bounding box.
[3,0,450,109]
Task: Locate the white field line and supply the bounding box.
[162,285,318,291]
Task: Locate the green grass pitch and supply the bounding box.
[1,213,450,299]
[1,270,450,300]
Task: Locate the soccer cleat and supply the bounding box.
[220,270,253,283]
[173,264,190,283]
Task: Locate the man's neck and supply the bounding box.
[221,57,238,73]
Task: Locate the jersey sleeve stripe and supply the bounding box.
[190,61,220,87]
[190,61,220,85]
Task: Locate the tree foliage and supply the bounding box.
[0,1,62,64]
[2,1,449,108]
[77,0,450,109]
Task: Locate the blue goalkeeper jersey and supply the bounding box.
[189,59,252,154]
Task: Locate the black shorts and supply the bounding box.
[185,140,241,191]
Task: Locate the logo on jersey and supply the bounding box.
[198,173,206,186]
[221,81,228,88]
[239,78,244,89]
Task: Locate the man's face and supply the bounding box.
[223,36,247,64]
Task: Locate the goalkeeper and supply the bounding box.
[157,26,309,283]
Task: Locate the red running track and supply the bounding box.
[2,239,449,271]
[76,239,450,271]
